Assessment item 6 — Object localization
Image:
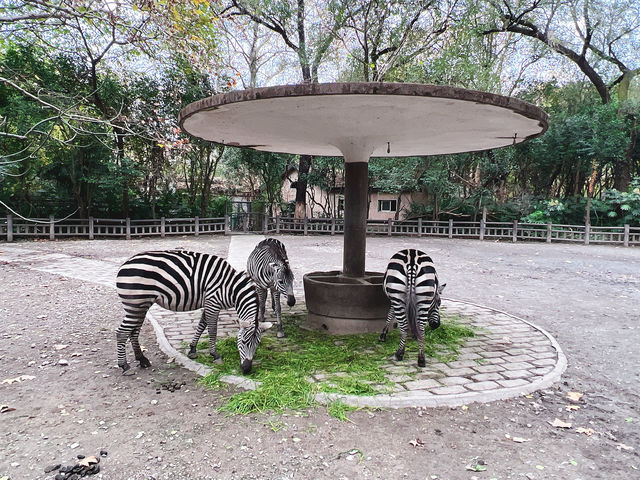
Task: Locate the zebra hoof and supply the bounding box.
[394,353,404,362]
[418,356,426,368]
[187,349,198,360]
[276,330,285,338]
[210,352,221,363]
[378,333,387,342]
[120,362,131,374]
[139,356,151,368]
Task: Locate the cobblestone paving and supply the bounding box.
[0,242,566,408]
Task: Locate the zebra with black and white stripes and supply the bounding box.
[115,250,272,375]
[247,238,295,338]
[379,249,446,367]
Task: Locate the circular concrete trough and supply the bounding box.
[302,270,390,334]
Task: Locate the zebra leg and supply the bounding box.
[379,307,394,342]
[257,286,268,323]
[116,311,147,374]
[392,304,407,361]
[270,288,276,313]
[416,318,427,367]
[272,290,285,338]
[205,304,221,362]
[131,324,151,368]
[188,311,207,359]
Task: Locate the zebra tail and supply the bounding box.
[407,287,418,339]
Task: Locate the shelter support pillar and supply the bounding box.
[343,161,368,277]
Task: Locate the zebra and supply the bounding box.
[246,238,295,338]
[379,249,446,367]
[115,250,272,375]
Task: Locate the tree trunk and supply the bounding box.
[295,154,311,219]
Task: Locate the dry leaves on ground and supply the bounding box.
[548,418,572,428]
[567,391,583,402]
[1,375,36,385]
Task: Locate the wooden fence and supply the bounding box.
[1,214,638,246]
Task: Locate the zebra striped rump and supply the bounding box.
[381,249,445,367]
[115,250,271,375]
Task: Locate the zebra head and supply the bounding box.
[428,283,446,330]
[270,261,296,307]
[237,319,273,374]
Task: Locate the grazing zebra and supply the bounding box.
[379,249,446,367]
[247,238,295,338]
[115,250,272,375]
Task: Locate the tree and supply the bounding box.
[225,0,349,218]
[338,0,454,82]
[1,0,219,216]
[481,0,640,190]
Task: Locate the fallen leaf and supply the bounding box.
[461,405,468,411]
[548,418,572,428]
[54,344,68,350]
[569,460,578,466]
[1,375,36,384]
[567,391,583,402]
[77,456,99,467]
[617,443,634,451]
[536,465,545,470]
[1,405,16,413]
[135,431,145,439]
[625,417,633,422]
[512,437,530,443]
[409,438,425,448]
[576,427,595,436]
[566,404,580,411]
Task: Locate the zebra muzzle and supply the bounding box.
[287,295,296,307]
[241,359,253,374]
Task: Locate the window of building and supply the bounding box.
[378,199,397,212]
[337,197,344,212]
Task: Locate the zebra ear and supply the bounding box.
[438,283,447,294]
[258,321,273,331]
[239,319,253,329]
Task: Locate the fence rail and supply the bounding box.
[1,214,637,246]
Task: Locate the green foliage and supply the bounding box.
[194,314,475,417]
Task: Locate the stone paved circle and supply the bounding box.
[1,243,566,408]
[149,298,566,408]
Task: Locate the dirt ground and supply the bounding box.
[1,235,638,480]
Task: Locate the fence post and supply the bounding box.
[584,224,590,245]
[6,214,13,242]
[89,217,94,240]
[546,222,552,243]
[448,219,453,239]
[479,208,486,241]
[49,215,55,240]
[624,224,630,247]
[194,216,199,236]
[418,217,422,238]
[263,214,268,234]
[126,217,131,240]
[512,220,518,242]
[304,217,308,236]
[387,218,393,236]
[160,217,166,237]
[331,217,335,236]
[224,215,230,235]
[276,215,280,234]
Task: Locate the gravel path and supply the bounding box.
[1,235,638,480]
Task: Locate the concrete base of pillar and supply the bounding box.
[303,270,390,334]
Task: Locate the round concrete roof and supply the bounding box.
[179,83,548,159]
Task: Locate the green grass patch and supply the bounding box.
[195,313,475,418]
